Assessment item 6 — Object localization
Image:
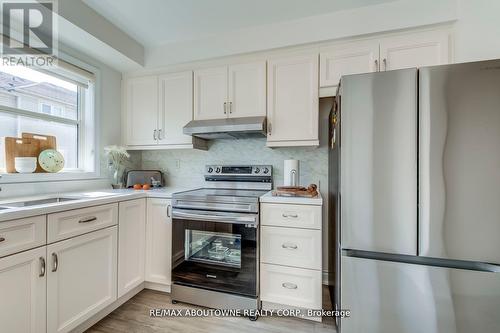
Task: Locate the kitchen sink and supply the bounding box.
[0,197,80,208]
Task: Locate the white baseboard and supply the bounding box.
[72,283,145,333]
[145,281,171,293]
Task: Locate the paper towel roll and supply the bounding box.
[284,159,300,186]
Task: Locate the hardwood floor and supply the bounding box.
[86,287,337,333]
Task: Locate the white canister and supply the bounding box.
[283,159,300,186]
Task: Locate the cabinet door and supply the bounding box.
[125,76,158,146]
[320,40,379,87]
[379,30,449,71]
[47,227,117,333]
[158,71,194,145]
[0,247,46,333]
[228,61,266,118]
[194,66,228,120]
[118,199,146,298]
[145,199,172,286]
[267,54,319,146]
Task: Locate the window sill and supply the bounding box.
[0,171,101,184]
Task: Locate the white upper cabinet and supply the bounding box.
[267,54,319,147]
[194,66,228,120]
[379,30,450,71]
[194,62,267,120]
[228,62,267,118]
[320,40,379,87]
[158,71,194,145]
[0,247,46,333]
[125,76,158,146]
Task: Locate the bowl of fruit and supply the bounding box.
[133,183,151,190]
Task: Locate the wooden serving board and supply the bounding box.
[273,184,319,198]
[5,133,57,173]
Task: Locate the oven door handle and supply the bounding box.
[172,208,258,225]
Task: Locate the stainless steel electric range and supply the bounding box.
[171,165,272,315]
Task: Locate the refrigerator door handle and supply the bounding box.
[343,249,500,273]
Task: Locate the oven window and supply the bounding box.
[185,230,241,268]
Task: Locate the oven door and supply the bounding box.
[172,208,258,297]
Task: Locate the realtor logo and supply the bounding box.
[1,0,58,66]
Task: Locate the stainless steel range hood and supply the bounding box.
[183,116,267,139]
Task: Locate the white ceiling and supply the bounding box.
[83,0,396,47]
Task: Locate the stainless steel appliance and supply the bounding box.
[125,170,163,188]
[332,60,500,333]
[171,165,272,318]
[183,116,267,139]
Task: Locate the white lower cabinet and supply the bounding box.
[0,246,46,333]
[260,201,323,319]
[118,199,146,297]
[261,263,322,310]
[47,226,118,333]
[145,198,172,287]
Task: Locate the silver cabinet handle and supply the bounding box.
[0,236,5,242]
[153,129,158,140]
[268,123,272,136]
[282,243,298,250]
[39,257,45,277]
[229,101,232,114]
[282,213,298,218]
[51,253,58,272]
[282,282,298,290]
[167,204,171,218]
[79,216,97,223]
[223,102,227,114]
[375,59,379,71]
[383,58,387,71]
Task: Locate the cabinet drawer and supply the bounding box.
[48,204,118,243]
[261,203,321,229]
[261,263,322,309]
[0,215,46,258]
[261,226,321,270]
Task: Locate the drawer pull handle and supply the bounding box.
[206,274,217,279]
[79,216,97,223]
[51,253,58,272]
[39,257,45,277]
[0,237,5,242]
[282,213,298,218]
[282,243,298,250]
[282,282,298,290]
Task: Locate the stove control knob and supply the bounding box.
[207,167,214,173]
[263,167,269,174]
[216,167,221,173]
[254,168,260,174]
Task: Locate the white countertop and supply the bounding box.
[0,187,189,222]
[260,191,323,205]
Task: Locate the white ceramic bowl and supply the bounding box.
[15,157,37,173]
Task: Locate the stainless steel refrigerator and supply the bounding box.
[331,60,500,333]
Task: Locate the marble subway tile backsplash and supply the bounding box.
[141,138,328,190]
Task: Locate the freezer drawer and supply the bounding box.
[419,60,500,265]
[340,69,418,255]
[340,255,500,333]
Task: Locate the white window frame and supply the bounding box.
[0,51,101,184]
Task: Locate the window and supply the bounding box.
[0,61,96,176]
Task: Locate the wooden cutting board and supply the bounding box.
[5,133,57,173]
[273,184,319,198]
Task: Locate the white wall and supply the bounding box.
[453,0,500,63]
